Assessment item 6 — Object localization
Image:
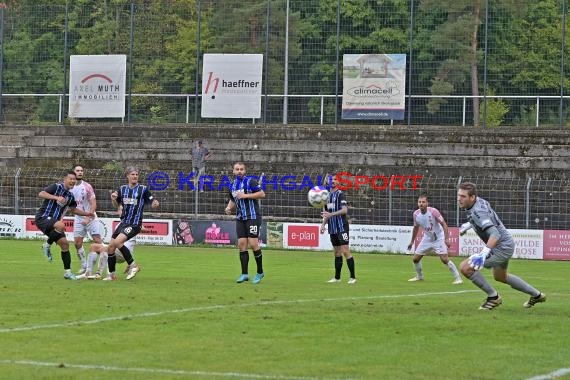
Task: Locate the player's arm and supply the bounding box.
[321,204,347,221]
[88,186,97,215]
[225,199,236,215]
[38,184,65,204]
[70,207,94,218]
[204,149,213,160]
[111,189,120,209]
[143,187,159,209]
[408,225,420,251]
[240,188,265,199]
[438,218,451,246]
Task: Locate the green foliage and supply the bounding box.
[480,97,509,128]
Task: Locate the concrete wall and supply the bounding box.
[1,124,568,179]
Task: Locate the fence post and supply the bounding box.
[455,176,463,226]
[388,175,393,225]
[525,177,532,228]
[14,168,21,214]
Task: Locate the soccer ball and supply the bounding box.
[308,186,329,209]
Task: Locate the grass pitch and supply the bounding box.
[0,240,568,380]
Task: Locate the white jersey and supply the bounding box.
[413,207,445,241]
[70,180,96,222]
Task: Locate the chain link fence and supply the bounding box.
[1,168,568,230]
[0,1,568,127]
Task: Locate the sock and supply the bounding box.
[468,271,498,297]
[253,249,263,274]
[87,252,98,273]
[77,247,86,268]
[506,274,541,297]
[108,254,117,273]
[61,250,72,270]
[98,252,108,275]
[334,256,343,279]
[447,261,461,280]
[119,245,134,265]
[346,256,355,278]
[239,251,249,275]
[414,261,423,279]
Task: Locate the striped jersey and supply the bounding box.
[35,183,77,220]
[116,183,154,226]
[70,180,96,222]
[325,189,348,234]
[465,197,514,252]
[413,207,445,241]
[229,176,262,221]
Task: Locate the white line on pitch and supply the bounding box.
[526,368,570,380]
[0,360,322,380]
[0,290,477,334]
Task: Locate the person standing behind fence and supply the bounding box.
[70,165,103,276]
[35,170,94,280]
[224,161,266,284]
[457,181,546,310]
[407,194,463,284]
[191,139,212,192]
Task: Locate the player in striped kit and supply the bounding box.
[320,175,356,284]
[407,195,462,284]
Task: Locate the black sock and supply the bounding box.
[253,249,263,274]
[119,245,134,265]
[61,250,71,270]
[239,251,249,275]
[346,256,355,278]
[334,256,343,279]
[108,254,117,273]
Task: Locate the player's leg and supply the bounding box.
[74,231,87,275]
[247,220,264,284]
[460,254,501,310]
[327,234,343,283]
[235,221,249,283]
[35,217,55,261]
[492,264,545,308]
[409,239,429,281]
[434,240,462,284]
[52,220,76,280]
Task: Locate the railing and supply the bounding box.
[0,93,568,127]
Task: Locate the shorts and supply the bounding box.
[483,247,514,270]
[114,239,136,263]
[415,237,448,255]
[330,230,349,247]
[236,219,261,239]
[73,218,103,238]
[111,222,141,241]
[34,217,57,235]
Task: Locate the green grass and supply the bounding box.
[0,240,569,380]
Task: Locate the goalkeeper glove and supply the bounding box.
[468,247,491,270]
[459,222,472,236]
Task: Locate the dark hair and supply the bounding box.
[72,164,83,171]
[65,170,76,178]
[233,161,246,168]
[458,182,478,197]
[417,194,429,201]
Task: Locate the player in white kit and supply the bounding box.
[407,195,462,284]
[70,165,102,275]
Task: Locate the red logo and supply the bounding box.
[288,225,319,247]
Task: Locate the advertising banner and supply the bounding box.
[68,55,127,118]
[172,219,267,247]
[201,54,263,118]
[342,53,406,120]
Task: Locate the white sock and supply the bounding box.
[77,247,86,268]
[447,261,461,280]
[414,261,423,279]
[98,252,108,275]
[87,252,98,273]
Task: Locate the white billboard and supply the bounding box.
[68,55,127,118]
[201,54,263,118]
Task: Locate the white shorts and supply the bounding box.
[114,239,136,264]
[415,237,448,255]
[74,219,103,238]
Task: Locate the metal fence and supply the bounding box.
[1,168,568,230]
[0,1,568,127]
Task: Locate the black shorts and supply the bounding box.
[236,219,261,239]
[330,230,350,247]
[112,222,141,240]
[34,217,57,236]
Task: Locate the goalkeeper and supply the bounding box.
[457,182,546,310]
